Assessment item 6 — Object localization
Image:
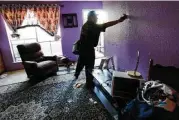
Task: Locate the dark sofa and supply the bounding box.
[17,43,58,79]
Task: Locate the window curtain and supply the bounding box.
[30,4,59,36]
[0,4,60,36]
[0,4,27,31]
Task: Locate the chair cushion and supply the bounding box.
[37,60,56,69]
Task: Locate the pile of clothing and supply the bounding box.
[121,80,179,120]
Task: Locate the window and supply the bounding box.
[82,9,107,58]
[3,10,63,63]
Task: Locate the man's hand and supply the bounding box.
[118,14,128,22]
[103,14,128,28]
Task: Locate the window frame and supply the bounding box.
[3,16,62,63]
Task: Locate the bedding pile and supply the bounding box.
[121,80,179,120]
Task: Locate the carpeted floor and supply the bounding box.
[0,70,114,120]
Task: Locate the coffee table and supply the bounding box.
[91,69,120,119]
[91,69,143,119]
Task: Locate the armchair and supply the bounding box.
[17,43,58,79]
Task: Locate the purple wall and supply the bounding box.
[0,1,102,71]
[0,16,23,71]
[103,1,179,79]
[60,1,103,60]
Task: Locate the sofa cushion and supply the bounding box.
[37,60,56,69]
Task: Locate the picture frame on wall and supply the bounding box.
[62,13,78,28]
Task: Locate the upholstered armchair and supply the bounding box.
[17,43,58,79]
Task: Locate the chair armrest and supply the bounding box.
[23,61,38,68]
[43,56,58,61]
[58,56,70,64]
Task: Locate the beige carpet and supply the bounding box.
[0,69,28,86]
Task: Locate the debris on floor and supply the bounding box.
[0,74,8,79]
[73,78,86,89]
[75,83,82,88]
[89,98,97,104]
[67,99,73,103]
[64,107,69,112]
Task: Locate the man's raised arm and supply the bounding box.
[103,14,128,28]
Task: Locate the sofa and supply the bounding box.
[17,43,58,79]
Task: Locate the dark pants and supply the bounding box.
[75,50,95,88]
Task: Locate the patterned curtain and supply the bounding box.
[29,4,59,35]
[0,4,59,36]
[32,4,59,36]
[0,4,27,31]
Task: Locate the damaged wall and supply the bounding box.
[103,1,179,79]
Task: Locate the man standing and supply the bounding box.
[74,11,128,89]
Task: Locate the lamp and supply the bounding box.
[127,50,141,77]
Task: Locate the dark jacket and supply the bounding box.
[79,21,106,55]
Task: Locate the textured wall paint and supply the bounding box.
[0,1,102,71]
[103,1,179,79]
